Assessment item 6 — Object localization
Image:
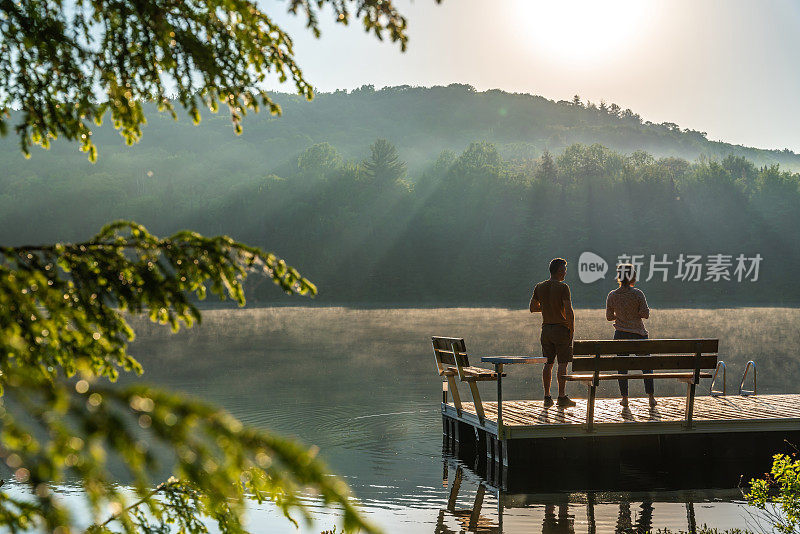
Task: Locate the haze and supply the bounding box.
[266,0,800,153]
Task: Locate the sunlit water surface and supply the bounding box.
[44,307,800,532]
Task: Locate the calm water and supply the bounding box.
[94,306,800,532]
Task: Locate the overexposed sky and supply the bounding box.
[264,0,800,152]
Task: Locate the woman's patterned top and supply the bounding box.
[606,285,650,336]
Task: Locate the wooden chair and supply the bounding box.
[432,336,504,424]
[565,338,719,430]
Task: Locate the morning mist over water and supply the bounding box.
[120,306,795,531]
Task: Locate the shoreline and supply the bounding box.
[191,301,800,311]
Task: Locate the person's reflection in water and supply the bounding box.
[636,501,654,533]
[616,501,632,533]
[542,503,574,534]
[615,500,654,534]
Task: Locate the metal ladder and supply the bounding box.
[709,359,757,396]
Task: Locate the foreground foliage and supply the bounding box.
[747,453,800,534]
[0,0,437,530]
[0,221,376,533]
[0,0,417,160]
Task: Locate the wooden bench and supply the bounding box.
[565,339,719,430]
[432,336,505,424]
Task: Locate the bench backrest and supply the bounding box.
[432,336,469,376]
[572,338,718,372]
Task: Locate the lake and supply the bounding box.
[111,306,800,533]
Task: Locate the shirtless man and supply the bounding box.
[529,258,577,408]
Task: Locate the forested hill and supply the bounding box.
[1,85,799,307]
[254,84,800,171]
[3,84,800,177]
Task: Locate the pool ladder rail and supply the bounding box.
[710,361,726,397]
[708,360,757,397]
[739,360,757,396]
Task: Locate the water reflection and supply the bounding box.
[542,504,573,534]
[438,459,749,534]
[436,464,497,533]
[612,499,654,534]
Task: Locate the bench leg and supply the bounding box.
[587,384,596,432]
[685,381,696,428]
[446,374,462,416]
[468,381,486,424]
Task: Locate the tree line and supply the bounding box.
[2,138,798,306]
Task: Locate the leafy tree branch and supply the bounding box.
[0,0,422,160]
[1,374,374,533]
[746,452,800,534]
[0,221,380,533]
[0,220,315,384]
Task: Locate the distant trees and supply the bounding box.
[433,150,458,173]
[536,150,557,184]
[556,143,620,183]
[629,150,655,169]
[621,108,642,124]
[456,141,502,169]
[2,140,800,306]
[298,142,343,180]
[6,85,796,186]
[362,139,407,185]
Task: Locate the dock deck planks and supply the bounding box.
[443,394,800,438]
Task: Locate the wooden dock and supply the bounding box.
[444,394,800,438]
[433,336,800,482]
[441,393,800,482]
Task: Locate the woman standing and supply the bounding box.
[606,263,655,407]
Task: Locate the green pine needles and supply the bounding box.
[0,0,416,161]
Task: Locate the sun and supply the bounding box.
[519,0,656,66]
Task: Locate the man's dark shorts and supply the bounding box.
[541,324,573,364]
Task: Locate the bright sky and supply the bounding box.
[264,0,800,153]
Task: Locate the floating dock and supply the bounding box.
[442,393,800,485]
[434,336,800,484]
